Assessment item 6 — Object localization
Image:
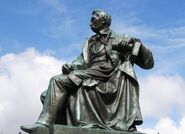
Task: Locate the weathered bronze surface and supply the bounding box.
[30,125,146,134]
[21,9,154,134]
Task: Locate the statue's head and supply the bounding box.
[90,9,111,34]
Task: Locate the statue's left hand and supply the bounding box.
[119,38,134,51]
[112,38,134,52]
[62,64,73,74]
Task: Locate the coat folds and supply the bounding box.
[54,31,154,131]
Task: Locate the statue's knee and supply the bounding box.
[51,74,69,83]
[49,74,72,92]
[50,75,61,83]
[40,90,47,104]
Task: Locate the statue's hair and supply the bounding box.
[92,9,111,27]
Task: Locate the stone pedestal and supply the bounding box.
[30,125,146,134]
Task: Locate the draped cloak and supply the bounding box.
[47,31,154,131]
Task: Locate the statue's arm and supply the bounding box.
[119,34,154,69]
[71,53,85,70]
[112,34,154,69]
[132,41,154,69]
[62,53,85,74]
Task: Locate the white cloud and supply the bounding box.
[140,116,185,134]
[0,48,185,134]
[139,75,185,118]
[0,48,65,134]
[138,74,185,134]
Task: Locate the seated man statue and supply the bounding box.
[21,9,154,133]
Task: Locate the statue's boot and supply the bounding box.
[20,123,48,133]
[21,75,75,133]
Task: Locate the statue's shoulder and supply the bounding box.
[82,34,97,50]
[110,30,132,42]
[89,34,98,42]
[111,30,131,38]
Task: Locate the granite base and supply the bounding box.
[30,125,146,134]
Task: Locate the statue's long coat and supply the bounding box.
[54,31,154,131]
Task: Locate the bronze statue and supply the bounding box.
[21,9,154,133]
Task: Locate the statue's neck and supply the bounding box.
[99,27,110,35]
[96,28,111,44]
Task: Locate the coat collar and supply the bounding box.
[109,30,117,39]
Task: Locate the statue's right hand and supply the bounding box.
[62,64,72,74]
[112,39,134,52]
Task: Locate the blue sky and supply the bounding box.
[0,0,185,134]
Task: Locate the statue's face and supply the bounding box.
[90,12,105,33]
